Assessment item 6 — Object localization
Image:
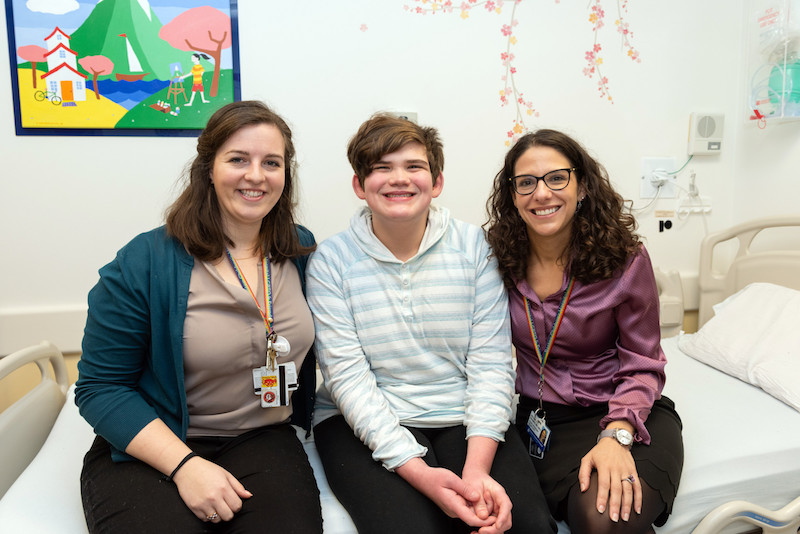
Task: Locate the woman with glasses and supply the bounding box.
[484,130,683,534]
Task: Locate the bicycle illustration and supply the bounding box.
[34,90,62,105]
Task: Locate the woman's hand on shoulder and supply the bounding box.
[578,434,642,524]
[173,456,253,523]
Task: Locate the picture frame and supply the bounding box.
[4,0,241,137]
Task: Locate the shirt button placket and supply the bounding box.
[402,265,412,318]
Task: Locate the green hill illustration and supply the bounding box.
[69,0,188,81]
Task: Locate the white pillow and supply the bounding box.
[678,282,800,412]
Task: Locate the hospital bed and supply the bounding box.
[1,216,799,533]
[659,216,800,534]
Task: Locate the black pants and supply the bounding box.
[314,415,557,534]
[515,397,684,528]
[81,424,322,534]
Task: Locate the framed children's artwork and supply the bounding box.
[4,0,241,136]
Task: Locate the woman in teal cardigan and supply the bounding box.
[76,101,322,533]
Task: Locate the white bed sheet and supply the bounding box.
[0,385,91,533]
[657,335,800,533]
[4,337,799,533]
[0,386,357,534]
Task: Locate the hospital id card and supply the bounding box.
[252,362,297,407]
[526,410,551,460]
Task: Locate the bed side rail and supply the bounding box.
[692,495,800,534]
[0,341,68,499]
[698,215,800,327]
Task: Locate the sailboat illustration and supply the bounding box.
[115,33,150,81]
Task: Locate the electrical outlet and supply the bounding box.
[640,157,677,199]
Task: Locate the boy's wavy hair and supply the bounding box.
[347,113,444,187]
[484,129,640,288]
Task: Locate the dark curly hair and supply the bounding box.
[484,129,640,288]
[166,100,314,263]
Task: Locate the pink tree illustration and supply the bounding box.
[79,55,115,99]
[17,45,48,89]
[159,6,232,98]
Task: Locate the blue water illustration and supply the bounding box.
[90,79,170,110]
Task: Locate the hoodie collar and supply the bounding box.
[349,204,450,263]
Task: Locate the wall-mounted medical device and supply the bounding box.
[747,0,800,124]
[687,112,724,155]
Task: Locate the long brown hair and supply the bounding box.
[166,101,314,262]
[484,129,640,288]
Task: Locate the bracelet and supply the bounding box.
[164,452,197,482]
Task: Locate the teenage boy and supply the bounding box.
[306,114,555,534]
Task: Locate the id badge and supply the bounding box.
[257,364,296,407]
[260,366,281,408]
[526,409,551,459]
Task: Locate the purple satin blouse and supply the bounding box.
[510,245,665,444]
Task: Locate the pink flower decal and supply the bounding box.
[404,0,640,142]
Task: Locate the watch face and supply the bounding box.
[615,429,633,446]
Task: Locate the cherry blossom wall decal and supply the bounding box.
[403,0,641,144]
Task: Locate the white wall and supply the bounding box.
[2,0,799,353]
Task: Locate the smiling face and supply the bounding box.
[211,123,286,243]
[512,145,585,247]
[352,141,443,239]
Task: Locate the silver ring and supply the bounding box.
[206,512,219,521]
[622,474,635,484]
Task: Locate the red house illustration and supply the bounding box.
[41,27,87,103]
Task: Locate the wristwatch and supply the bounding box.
[597,428,634,448]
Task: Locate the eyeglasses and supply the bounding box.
[509,168,576,195]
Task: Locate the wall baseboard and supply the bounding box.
[0,307,87,355]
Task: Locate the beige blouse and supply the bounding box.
[182,257,314,437]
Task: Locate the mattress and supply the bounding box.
[0,385,91,533]
[3,336,798,533]
[0,385,357,534]
[657,336,800,533]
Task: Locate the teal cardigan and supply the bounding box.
[75,225,317,461]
